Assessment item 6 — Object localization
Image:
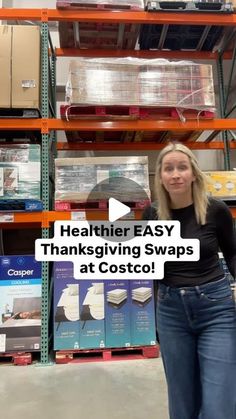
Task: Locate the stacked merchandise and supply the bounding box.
[66,58,215,111]
[54,156,150,209]
[0,255,42,352]
[0,144,42,211]
[63,58,215,143]
[53,262,156,350]
[57,0,143,50]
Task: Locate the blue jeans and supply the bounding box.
[157,277,236,419]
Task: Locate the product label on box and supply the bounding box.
[3,167,18,194]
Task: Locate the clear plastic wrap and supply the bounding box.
[55,156,150,202]
[66,58,215,112]
[0,145,41,200]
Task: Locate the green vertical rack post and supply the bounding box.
[40,22,50,364]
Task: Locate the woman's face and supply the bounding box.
[160,151,196,199]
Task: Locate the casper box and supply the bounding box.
[0,26,11,108]
[0,255,41,352]
[53,262,80,350]
[105,280,131,348]
[130,280,156,346]
[79,280,105,349]
[12,25,40,109]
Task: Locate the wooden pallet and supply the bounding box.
[0,352,32,366]
[0,108,40,118]
[57,1,143,11]
[55,199,150,211]
[55,344,159,364]
[60,104,215,121]
[0,199,43,212]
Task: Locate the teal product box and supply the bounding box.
[53,262,80,350]
[130,280,156,346]
[0,144,41,200]
[0,255,41,352]
[105,280,131,348]
[79,280,105,349]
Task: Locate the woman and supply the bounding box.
[143,143,236,419]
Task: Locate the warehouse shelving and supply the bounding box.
[1,7,236,363]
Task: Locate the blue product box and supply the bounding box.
[105,280,131,348]
[0,255,41,352]
[79,280,105,349]
[130,280,156,346]
[53,261,80,350]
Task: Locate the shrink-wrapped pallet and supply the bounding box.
[66,58,215,111]
[55,156,150,202]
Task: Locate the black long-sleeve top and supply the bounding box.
[142,198,236,287]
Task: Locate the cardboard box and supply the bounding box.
[105,280,131,348]
[130,280,156,346]
[205,171,236,197]
[0,26,11,108]
[79,280,105,349]
[0,255,41,352]
[53,262,80,350]
[12,25,40,109]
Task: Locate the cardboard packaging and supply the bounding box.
[105,280,131,348]
[0,25,40,109]
[53,262,80,350]
[12,25,40,109]
[0,26,11,108]
[0,255,41,352]
[130,280,156,346]
[205,171,236,197]
[79,280,105,349]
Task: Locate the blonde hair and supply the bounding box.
[154,143,209,225]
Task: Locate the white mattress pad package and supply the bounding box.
[83,284,104,320]
[107,289,127,304]
[132,287,152,303]
[57,286,80,321]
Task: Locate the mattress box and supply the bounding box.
[0,255,41,352]
[53,261,80,350]
[130,280,156,346]
[105,280,131,348]
[79,280,105,349]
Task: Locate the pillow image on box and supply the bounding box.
[81,283,104,322]
[55,283,80,327]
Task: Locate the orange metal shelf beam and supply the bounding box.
[0,119,42,131]
[57,141,236,151]
[55,48,233,60]
[0,208,235,226]
[1,8,236,26]
[1,118,236,132]
[48,118,236,131]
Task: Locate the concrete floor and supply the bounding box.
[0,358,168,419]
